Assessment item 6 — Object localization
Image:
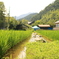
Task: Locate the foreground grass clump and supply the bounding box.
[0,30,32,59]
[26,42,59,59]
[26,30,59,59]
[36,30,59,41]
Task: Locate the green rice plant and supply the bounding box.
[26,41,59,59]
[25,30,59,59]
[0,30,32,59]
[36,30,59,41]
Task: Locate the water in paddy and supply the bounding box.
[3,33,48,59]
[3,38,30,59]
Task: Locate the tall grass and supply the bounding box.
[26,30,59,59]
[36,30,59,41]
[26,41,59,59]
[0,30,32,59]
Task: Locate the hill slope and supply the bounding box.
[39,9,59,26]
[19,13,38,21]
[31,0,59,21]
[15,13,33,20]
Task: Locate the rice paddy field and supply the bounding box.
[36,30,59,41]
[0,30,32,59]
[26,30,59,59]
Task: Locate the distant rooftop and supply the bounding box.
[55,21,59,24]
[38,25,50,27]
[28,22,32,24]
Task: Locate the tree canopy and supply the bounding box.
[0,2,5,29]
[31,0,59,22]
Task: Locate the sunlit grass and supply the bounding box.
[0,30,32,59]
[36,30,59,41]
[26,41,59,59]
[26,30,59,59]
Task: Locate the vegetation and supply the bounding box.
[39,9,59,27]
[0,2,6,29]
[32,20,40,26]
[26,41,59,59]
[36,30,59,41]
[32,9,59,27]
[0,2,31,30]
[19,13,37,21]
[31,0,59,27]
[0,30,32,59]
[26,30,59,59]
[31,0,59,21]
[5,17,18,29]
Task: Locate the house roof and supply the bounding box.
[38,25,50,27]
[28,22,32,24]
[55,21,59,24]
[32,26,40,29]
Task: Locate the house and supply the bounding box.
[28,21,35,25]
[53,21,59,30]
[55,21,59,27]
[28,22,32,25]
[38,25,52,30]
[32,26,40,30]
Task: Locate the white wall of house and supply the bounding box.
[56,24,59,27]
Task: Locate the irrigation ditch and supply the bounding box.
[3,32,48,59]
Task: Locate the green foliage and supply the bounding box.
[39,9,59,26]
[0,2,5,11]
[31,0,59,22]
[21,19,28,24]
[26,30,59,59]
[5,17,18,29]
[0,2,6,29]
[26,41,59,59]
[9,17,18,29]
[36,30,59,41]
[19,13,37,21]
[32,20,40,26]
[0,30,32,59]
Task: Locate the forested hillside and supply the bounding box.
[31,0,59,25]
[39,9,59,26]
[19,13,37,21]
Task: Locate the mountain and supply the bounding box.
[31,0,59,27]
[31,0,59,21]
[19,13,38,21]
[15,13,37,20]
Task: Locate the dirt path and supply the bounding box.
[18,33,46,59]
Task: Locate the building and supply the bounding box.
[28,21,35,25]
[55,21,59,27]
[53,21,59,30]
[32,26,40,30]
[38,25,52,30]
[28,22,32,25]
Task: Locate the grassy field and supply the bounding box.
[36,30,59,41]
[0,30,32,59]
[26,30,59,59]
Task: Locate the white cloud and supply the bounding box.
[0,0,55,16]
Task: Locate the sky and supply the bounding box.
[0,0,55,16]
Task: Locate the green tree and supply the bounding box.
[9,17,18,29]
[0,2,6,29]
[32,20,40,26]
[21,19,28,24]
